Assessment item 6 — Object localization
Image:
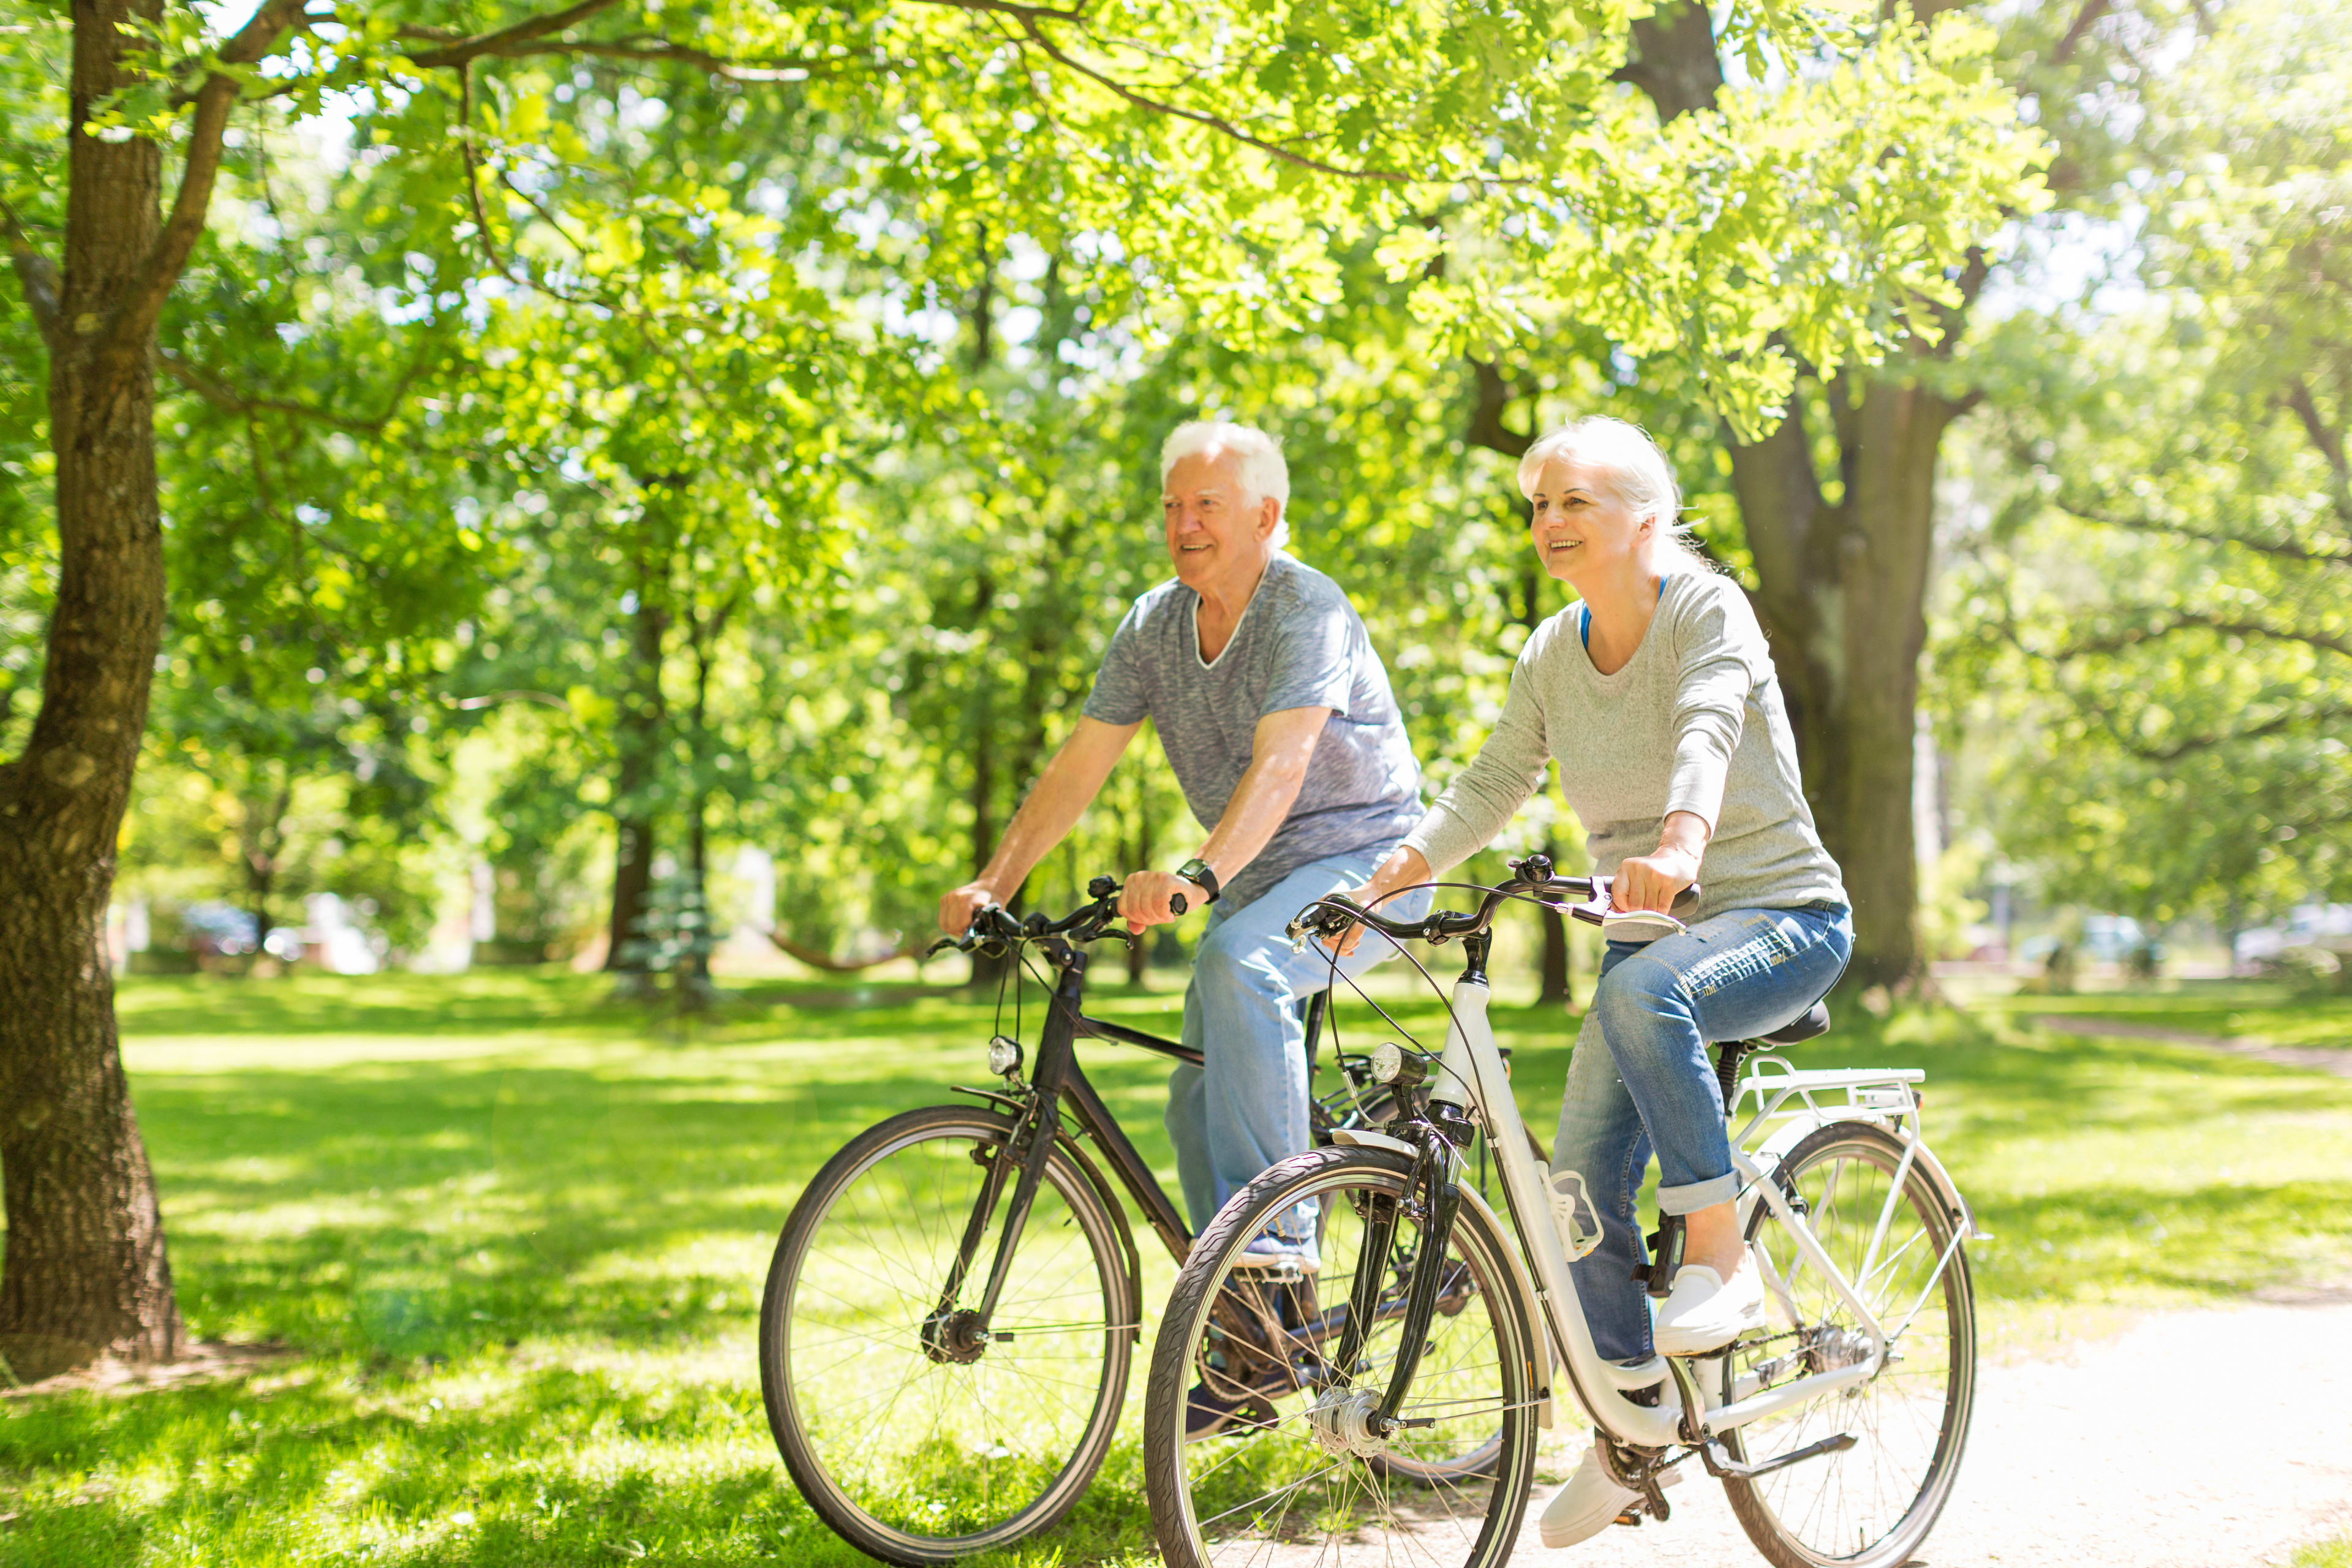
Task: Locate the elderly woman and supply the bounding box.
[1338,415,1851,1550]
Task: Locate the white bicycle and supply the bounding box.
[1142,855,1981,1568]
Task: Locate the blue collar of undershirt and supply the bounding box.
[1580,577,1665,649]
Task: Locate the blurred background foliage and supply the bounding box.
[2,0,2345,993]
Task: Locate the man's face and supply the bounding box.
[1161,449,1276,589]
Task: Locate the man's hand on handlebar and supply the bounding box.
[939,882,1000,938]
[1119,869,1206,935]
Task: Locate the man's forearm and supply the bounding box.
[1189,707,1329,889]
[1195,755,1310,884]
[971,719,1134,898]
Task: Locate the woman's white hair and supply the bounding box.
[1161,420,1291,550]
[1516,416,1708,573]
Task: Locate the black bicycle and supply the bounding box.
[756,874,1539,1565]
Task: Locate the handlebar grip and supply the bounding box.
[1170,892,1186,917]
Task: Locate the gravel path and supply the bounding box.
[2025,1014,2352,1077]
[1518,1295,2352,1567]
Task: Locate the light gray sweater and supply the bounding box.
[1400,571,1846,921]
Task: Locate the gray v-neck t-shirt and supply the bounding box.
[1082,554,1425,911]
[1401,570,1845,922]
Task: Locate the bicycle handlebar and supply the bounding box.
[1283,852,1702,948]
[927,875,1136,958]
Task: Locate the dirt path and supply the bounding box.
[2026,1013,2352,1077]
[1519,1295,2352,1567]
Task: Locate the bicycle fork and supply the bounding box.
[923,954,1089,1359]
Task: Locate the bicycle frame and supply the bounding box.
[935,937,1340,1336]
[1333,937,1971,1457]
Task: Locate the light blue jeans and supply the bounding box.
[1165,848,1434,1248]
[1554,903,1853,1361]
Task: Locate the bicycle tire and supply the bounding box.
[759,1103,1132,1566]
[1144,1145,1540,1568]
[1721,1118,1977,1568]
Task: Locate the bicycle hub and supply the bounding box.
[919,1308,990,1365]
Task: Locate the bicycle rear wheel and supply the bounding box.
[1722,1120,1977,1568]
[1144,1145,1539,1568]
[760,1103,1131,1566]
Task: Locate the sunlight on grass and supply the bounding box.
[1973,978,2352,1050]
[0,969,2346,1562]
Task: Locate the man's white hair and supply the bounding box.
[1161,420,1291,550]
[1517,416,1708,573]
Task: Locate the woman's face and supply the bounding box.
[1527,455,1647,586]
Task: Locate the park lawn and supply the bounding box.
[1972,978,2352,1050]
[0,970,2346,1567]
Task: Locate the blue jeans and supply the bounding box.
[1165,849,1434,1246]
[1553,903,1853,1361]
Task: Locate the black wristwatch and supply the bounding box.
[1175,858,1222,905]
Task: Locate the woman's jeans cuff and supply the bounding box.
[1656,1171,1740,1215]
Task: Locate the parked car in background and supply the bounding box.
[2235,905,2352,970]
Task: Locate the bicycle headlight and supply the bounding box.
[986,1035,1023,1077]
[1369,1041,1427,1088]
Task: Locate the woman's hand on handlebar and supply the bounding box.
[1612,812,1709,914]
[1323,844,1432,957]
[939,882,1000,938]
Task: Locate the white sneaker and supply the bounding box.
[1652,1255,1766,1355]
[1538,1441,1683,1548]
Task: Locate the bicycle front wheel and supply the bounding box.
[1723,1119,1977,1568]
[1144,1145,1540,1568]
[759,1103,1132,1566]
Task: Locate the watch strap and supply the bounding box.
[1177,858,1221,905]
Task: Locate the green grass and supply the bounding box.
[1,968,2349,1565]
[2291,1537,2352,1568]
[1974,977,2352,1050]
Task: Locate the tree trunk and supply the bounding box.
[1536,849,1574,1009]
[965,571,1016,989]
[605,582,668,975]
[239,775,291,963]
[1729,381,1957,992]
[0,0,184,1380]
[1126,775,1155,986]
[1578,2,1969,992]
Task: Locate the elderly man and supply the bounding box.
[940,419,1430,1273]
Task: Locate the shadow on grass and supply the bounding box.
[4,974,2350,1565]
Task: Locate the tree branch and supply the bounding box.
[394,24,840,80]
[1,197,62,352]
[762,928,927,972]
[156,347,427,436]
[2122,700,2352,762]
[400,0,622,69]
[2050,0,2111,64]
[2053,499,2352,565]
[96,0,311,390]
[1006,15,1415,184]
[2283,374,2350,518]
[2052,612,2352,662]
[1465,359,1534,458]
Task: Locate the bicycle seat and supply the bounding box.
[1758,1000,1831,1044]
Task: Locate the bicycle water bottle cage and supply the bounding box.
[1546,1167,1605,1261]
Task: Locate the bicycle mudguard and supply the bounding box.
[1048,1123,1149,1340]
[1742,1109,1983,1242]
